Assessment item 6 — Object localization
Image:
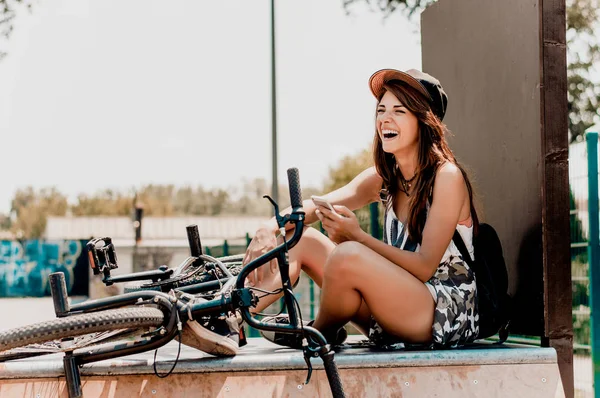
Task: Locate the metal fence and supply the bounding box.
[570,134,596,398]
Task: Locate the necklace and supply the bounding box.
[399,173,417,196]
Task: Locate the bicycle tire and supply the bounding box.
[0,328,147,362]
[124,261,243,293]
[0,307,164,355]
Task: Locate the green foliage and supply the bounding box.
[322,148,380,234]
[572,252,589,303]
[566,0,600,143]
[323,148,373,192]
[10,187,68,238]
[0,0,34,60]
[71,190,134,217]
[2,178,323,239]
[570,188,587,245]
[225,178,279,217]
[569,181,590,348]
[572,243,590,347]
[572,307,590,347]
[0,212,10,230]
[343,0,433,17]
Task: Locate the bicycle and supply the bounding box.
[0,168,346,398]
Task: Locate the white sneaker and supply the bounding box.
[178,312,243,357]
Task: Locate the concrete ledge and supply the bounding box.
[0,337,565,397]
[0,337,557,378]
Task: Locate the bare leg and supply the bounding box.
[248,227,333,313]
[312,241,435,344]
[248,227,372,333]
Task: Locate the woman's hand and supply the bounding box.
[316,205,366,244]
[243,224,278,286]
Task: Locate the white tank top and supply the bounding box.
[384,207,475,263]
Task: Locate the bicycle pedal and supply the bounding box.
[238,324,248,347]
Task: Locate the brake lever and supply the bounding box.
[302,344,321,385]
[303,348,314,385]
[263,195,285,225]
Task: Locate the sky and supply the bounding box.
[0,0,422,213]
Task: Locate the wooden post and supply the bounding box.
[540,1,572,395]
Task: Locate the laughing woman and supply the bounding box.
[209,68,480,352]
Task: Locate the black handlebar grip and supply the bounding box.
[287,168,303,210]
[186,225,203,257]
[322,350,346,398]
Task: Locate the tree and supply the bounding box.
[0,212,10,230]
[345,0,600,143]
[566,0,600,142]
[323,148,373,192]
[225,178,286,217]
[343,0,431,17]
[2,178,322,240]
[10,186,68,238]
[322,148,377,233]
[71,190,134,216]
[0,0,34,60]
[136,184,176,216]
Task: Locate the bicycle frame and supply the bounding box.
[59,206,327,350]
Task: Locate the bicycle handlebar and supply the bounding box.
[235,167,305,290]
[186,225,203,258]
[287,167,303,211]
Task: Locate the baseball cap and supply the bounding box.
[369,69,448,121]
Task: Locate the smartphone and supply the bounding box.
[311,195,338,215]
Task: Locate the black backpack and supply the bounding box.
[452,223,511,343]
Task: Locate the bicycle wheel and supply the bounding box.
[0,307,164,361]
[124,258,243,293]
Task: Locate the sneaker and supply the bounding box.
[178,311,246,357]
[259,314,348,349]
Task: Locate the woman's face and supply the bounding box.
[376,90,419,155]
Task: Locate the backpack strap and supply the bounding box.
[452,230,474,266]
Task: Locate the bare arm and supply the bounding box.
[322,163,468,282]
[244,166,382,284]
[262,166,382,234]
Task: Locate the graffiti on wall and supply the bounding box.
[0,240,89,297]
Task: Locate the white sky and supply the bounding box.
[0,0,422,213]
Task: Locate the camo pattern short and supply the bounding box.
[368,255,479,350]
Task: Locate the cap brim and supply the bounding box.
[368,69,432,102]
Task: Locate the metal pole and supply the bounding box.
[270,0,278,203]
[223,240,229,257]
[370,202,380,240]
[309,278,315,320]
[586,131,600,397]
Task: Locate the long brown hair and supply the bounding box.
[373,80,479,243]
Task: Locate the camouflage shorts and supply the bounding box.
[368,255,479,350]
